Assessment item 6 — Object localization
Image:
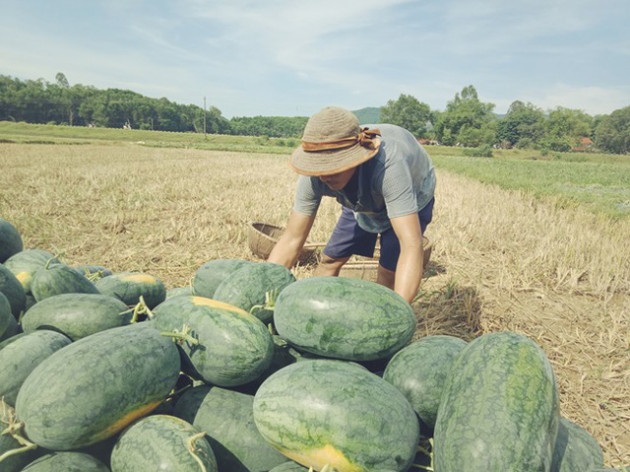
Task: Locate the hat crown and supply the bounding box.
[302,107,360,143]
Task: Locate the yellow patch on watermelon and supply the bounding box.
[15,272,31,289]
[280,444,363,472]
[96,400,162,440]
[121,273,157,284]
[191,296,249,316]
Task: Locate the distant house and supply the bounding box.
[572,137,594,152]
[417,138,439,146]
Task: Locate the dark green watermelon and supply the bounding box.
[73,265,113,281]
[173,385,287,472]
[0,218,23,263]
[434,332,560,472]
[95,271,166,308]
[21,292,132,340]
[551,417,604,472]
[383,335,468,429]
[4,249,61,293]
[273,276,416,361]
[0,329,71,405]
[20,452,109,471]
[110,414,217,472]
[30,264,99,302]
[0,400,43,472]
[0,292,17,340]
[213,262,296,323]
[15,323,181,450]
[193,259,253,298]
[166,286,194,299]
[0,263,26,318]
[152,295,274,387]
[253,359,420,472]
[269,463,309,472]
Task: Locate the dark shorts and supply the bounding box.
[323,197,435,271]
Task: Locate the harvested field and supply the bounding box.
[1,143,628,468]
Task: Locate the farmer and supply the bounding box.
[267,106,435,303]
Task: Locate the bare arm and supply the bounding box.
[390,213,424,303]
[267,211,316,268]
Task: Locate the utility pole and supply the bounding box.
[203,96,207,139]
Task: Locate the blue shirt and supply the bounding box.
[293,124,436,233]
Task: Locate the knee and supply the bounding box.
[314,254,348,277]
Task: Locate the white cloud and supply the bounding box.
[529,84,630,115]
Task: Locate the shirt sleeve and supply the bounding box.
[381,161,419,219]
[292,175,322,216]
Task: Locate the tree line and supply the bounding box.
[0,73,307,138]
[1,74,628,153]
[380,86,630,154]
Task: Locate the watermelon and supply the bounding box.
[30,264,99,302]
[0,400,43,472]
[95,271,166,308]
[73,265,113,281]
[14,323,181,450]
[166,286,194,299]
[21,292,132,340]
[110,414,217,472]
[0,218,23,263]
[193,259,254,298]
[551,417,604,472]
[174,385,287,472]
[382,334,468,429]
[213,262,295,323]
[20,452,109,471]
[253,359,420,472]
[433,331,560,472]
[152,295,274,386]
[0,329,71,406]
[0,332,26,350]
[269,462,309,471]
[273,277,416,361]
[0,291,17,340]
[3,249,61,293]
[0,263,26,318]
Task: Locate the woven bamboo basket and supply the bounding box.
[248,221,433,279]
[338,236,433,282]
[248,222,321,266]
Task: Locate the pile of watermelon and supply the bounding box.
[0,217,618,472]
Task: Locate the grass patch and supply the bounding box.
[0,121,295,154]
[428,148,630,219]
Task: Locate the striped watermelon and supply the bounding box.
[253,359,420,472]
[273,277,416,361]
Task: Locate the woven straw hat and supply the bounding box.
[291,106,381,176]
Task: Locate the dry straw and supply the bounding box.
[0,143,628,468]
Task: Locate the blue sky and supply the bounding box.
[1,0,629,118]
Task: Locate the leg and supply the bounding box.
[376,264,396,290]
[377,198,436,289]
[314,254,350,277]
[318,207,377,277]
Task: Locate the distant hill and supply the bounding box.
[353,107,380,124]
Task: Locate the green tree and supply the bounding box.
[595,106,630,154]
[380,94,433,138]
[434,85,496,146]
[496,101,546,148]
[541,107,593,152]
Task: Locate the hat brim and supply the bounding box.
[290,138,381,176]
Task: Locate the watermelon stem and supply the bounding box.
[0,421,38,465]
[122,295,155,323]
[161,324,200,346]
[186,431,209,472]
[250,289,277,316]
